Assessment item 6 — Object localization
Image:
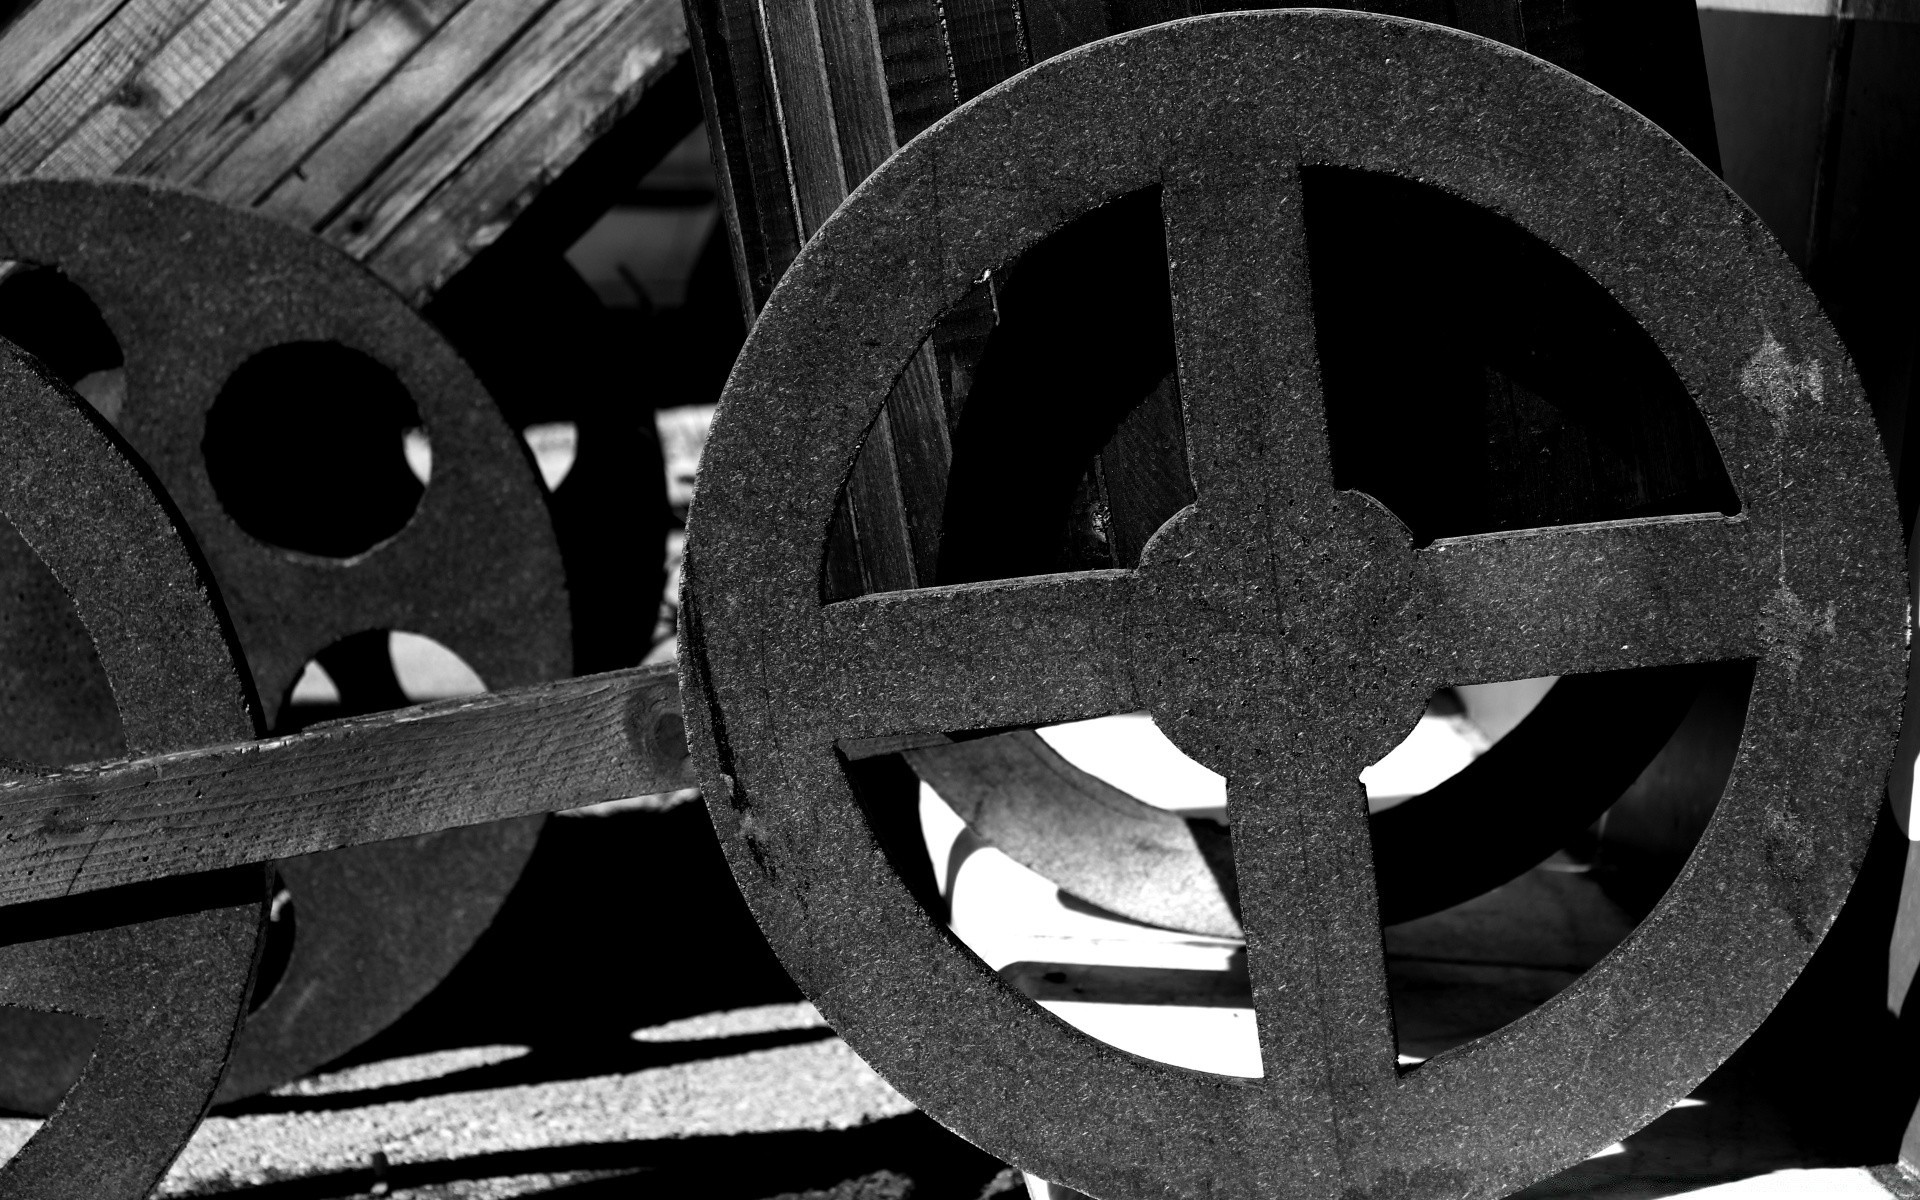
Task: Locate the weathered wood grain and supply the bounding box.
[755,0,845,233]
[885,348,951,583]
[366,0,687,301]
[688,0,802,312]
[742,0,944,592]
[119,0,359,183]
[196,0,449,205]
[940,0,1024,102]
[260,0,547,226]
[869,0,951,145]
[813,0,891,187]
[1101,373,1195,565]
[843,405,920,590]
[0,0,125,121]
[325,0,633,257]
[36,0,284,178]
[0,0,204,175]
[0,663,692,909]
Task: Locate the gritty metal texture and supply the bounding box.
[681,12,1909,1199]
[0,343,262,1199]
[0,179,570,1107]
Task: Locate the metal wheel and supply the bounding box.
[0,180,570,1106]
[681,12,1906,1197]
[0,342,260,1199]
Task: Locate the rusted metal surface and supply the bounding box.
[680,12,1907,1198]
[0,343,262,1200]
[0,178,569,1106]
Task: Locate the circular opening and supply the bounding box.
[204,342,427,558]
[279,629,485,733]
[0,261,126,426]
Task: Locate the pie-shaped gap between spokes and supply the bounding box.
[1381,661,1753,1064]
[845,662,1750,1079]
[1305,165,1740,540]
[1297,167,1754,1064]
[838,678,1622,1079]
[822,186,1188,602]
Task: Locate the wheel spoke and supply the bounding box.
[1222,754,1398,1119]
[814,570,1142,744]
[1163,156,1330,531]
[1409,514,1766,683]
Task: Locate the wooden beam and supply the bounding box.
[366,0,686,301]
[0,0,205,176]
[0,0,128,121]
[119,0,363,184]
[196,0,457,206]
[0,662,694,908]
[35,0,285,177]
[324,0,635,259]
[258,0,548,227]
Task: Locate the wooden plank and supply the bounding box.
[687,0,803,312]
[813,0,891,186]
[366,0,686,301]
[0,0,206,176]
[35,0,284,178]
[756,0,845,233]
[119,0,360,184]
[688,0,778,322]
[0,663,693,908]
[885,347,951,583]
[0,0,126,121]
[1450,0,1523,42]
[1020,0,1104,65]
[1100,373,1195,565]
[845,405,920,590]
[810,0,952,583]
[870,0,952,145]
[940,0,1024,102]
[324,0,633,258]
[260,0,548,227]
[197,0,450,205]
[1102,0,1192,38]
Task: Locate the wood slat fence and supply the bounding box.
[0,0,689,303]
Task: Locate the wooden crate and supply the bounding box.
[0,0,690,304]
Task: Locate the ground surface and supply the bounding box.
[0,797,1896,1199]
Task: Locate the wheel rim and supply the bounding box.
[683,12,1906,1199]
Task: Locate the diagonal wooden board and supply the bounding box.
[0,0,690,304]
